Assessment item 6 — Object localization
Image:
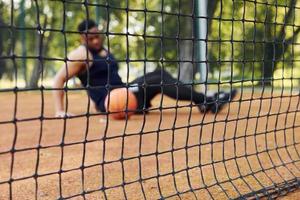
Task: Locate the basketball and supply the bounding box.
[104,88,138,119]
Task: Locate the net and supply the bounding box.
[0,0,300,199]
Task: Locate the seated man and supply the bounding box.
[52,19,236,117]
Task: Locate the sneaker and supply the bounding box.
[199,99,214,113]
[210,89,237,113]
[198,91,226,113]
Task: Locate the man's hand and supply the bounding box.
[55,111,74,118]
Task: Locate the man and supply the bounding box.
[53,19,236,118]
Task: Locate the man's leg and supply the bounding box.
[130,68,213,112]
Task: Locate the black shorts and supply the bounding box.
[96,98,107,112]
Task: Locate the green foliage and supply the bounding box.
[0,0,299,87]
[208,0,300,85]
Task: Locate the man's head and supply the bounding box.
[77,19,104,52]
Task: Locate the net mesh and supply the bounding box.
[0,0,300,199]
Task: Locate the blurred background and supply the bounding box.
[0,0,299,90]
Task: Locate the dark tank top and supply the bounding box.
[77,48,123,111]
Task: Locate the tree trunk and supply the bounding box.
[28,31,43,88]
[0,4,5,79]
[28,13,54,88]
[19,0,28,85]
[262,42,274,86]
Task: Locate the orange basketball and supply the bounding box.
[104,88,138,120]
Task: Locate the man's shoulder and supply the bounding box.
[68,45,88,56]
[67,45,92,61]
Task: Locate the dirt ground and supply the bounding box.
[0,89,300,200]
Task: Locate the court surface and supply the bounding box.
[0,90,299,199]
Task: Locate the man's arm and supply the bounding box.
[53,46,94,117]
[52,60,84,117]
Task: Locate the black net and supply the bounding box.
[0,0,300,199]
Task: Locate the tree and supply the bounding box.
[261,0,300,85]
[28,1,58,88]
[207,0,300,86]
[0,2,6,79]
[1,0,300,87]
[19,0,28,85]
